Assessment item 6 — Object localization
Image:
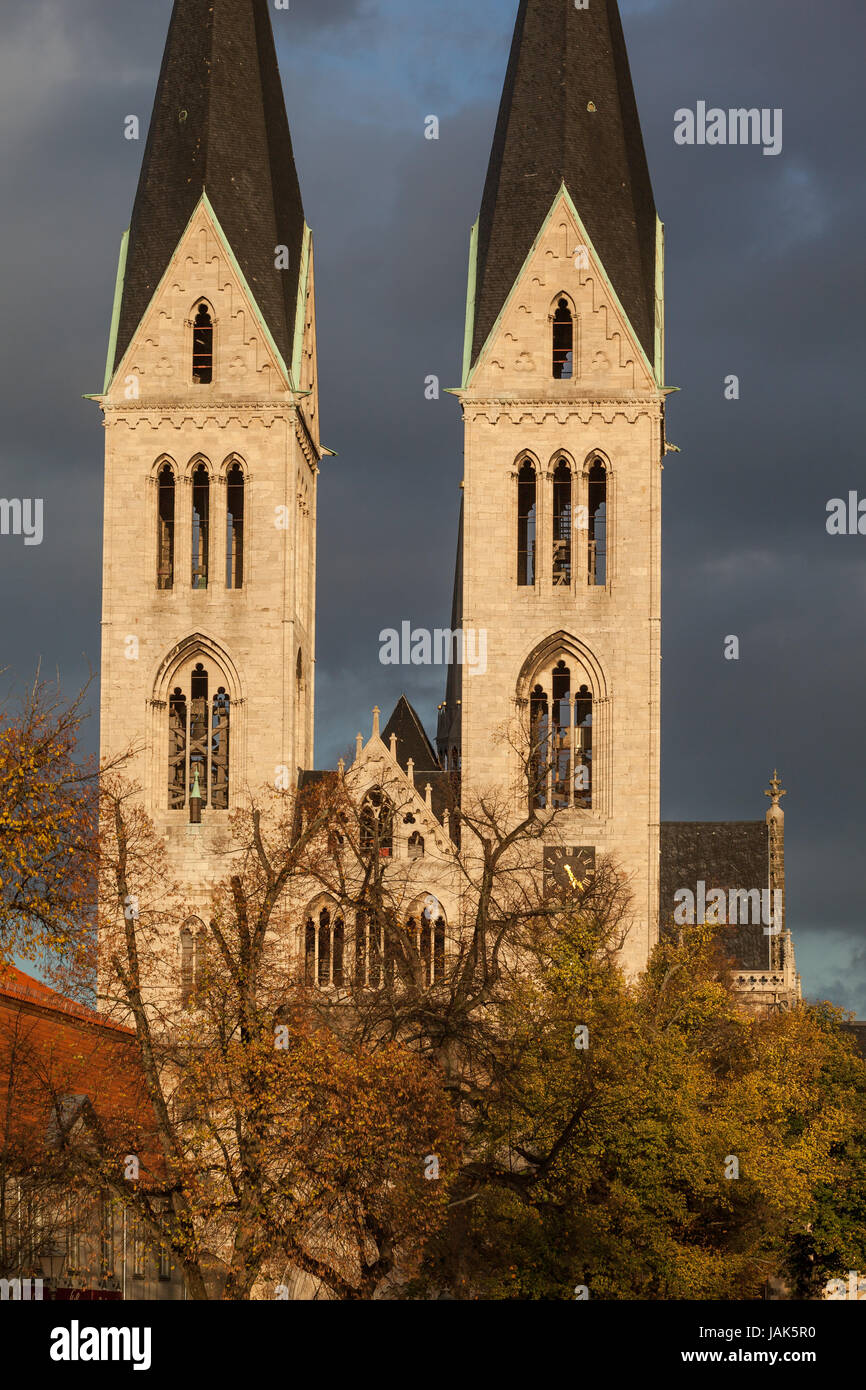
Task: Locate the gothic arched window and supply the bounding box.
[530,684,550,809]
[575,684,593,808]
[407,899,446,987]
[553,298,574,380]
[157,464,175,590]
[552,458,572,586]
[528,664,593,810]
[180,917,208,1009]
[194,921,208,996]
[211,689,230,810]
[192,303,213,384]
[355,910,381,989]
[226,463,244,590]
[189,663,209,806]
[517,460,537,587]
[169,688,187,810]
[588,459,607,586]
[360,789,394,858]
[167,662,231,812]
[304,904,344,989]
[180,923,194,1008]
[191,464,210,589]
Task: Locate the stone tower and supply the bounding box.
[95,0,321,897]
[438,0,668,972]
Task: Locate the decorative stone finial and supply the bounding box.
[356,733,363,759]
[372,706,380,738]
[407,757,415,786]
[764,771,787,809]
[337,757,345,778]
[389,732,398,759]
[425,782,433,809]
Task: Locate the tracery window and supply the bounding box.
[529,660,593,810]
[167,662,231,811]
[406,899,446,987]
[360,789,394,858]
[305,904,345,988]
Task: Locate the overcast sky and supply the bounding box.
[0,0,863,1010]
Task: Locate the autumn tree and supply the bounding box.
[0,677,104,998]
[73,775,459,1301]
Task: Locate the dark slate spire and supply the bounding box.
[382,696,441,774]
[470,0,657,369]
[111,0,306,379]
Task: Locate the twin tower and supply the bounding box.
[97,0,667,971]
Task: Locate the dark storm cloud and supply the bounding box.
[0,0,863,1008]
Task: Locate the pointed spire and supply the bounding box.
[112,0,306,379]
[470,0,657,369]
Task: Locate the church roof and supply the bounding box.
[659,822,772,973]
[382,696,441,774]
[470,0,657,369]
[111,0,306,379]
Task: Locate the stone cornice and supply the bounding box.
[103,399,298,417]
[464,399,662,426]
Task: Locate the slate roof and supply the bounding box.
[111,0,306,379]
[471,0,657,369]
[660,822,772,972]
[382,696,441,775]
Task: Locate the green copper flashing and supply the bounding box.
[466,182,656,390]
[291,225,312,387]
[461,220,479,388]
[108,194,293,393]
[103,229,129,394]
[654,214,665,389]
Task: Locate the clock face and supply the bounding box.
[543,846,596,894]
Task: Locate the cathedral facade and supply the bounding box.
[96,0,798,1011]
